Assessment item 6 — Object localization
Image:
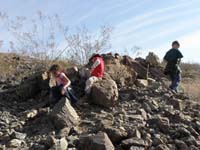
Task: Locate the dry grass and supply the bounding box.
[181,79,200,101]
[180,62,200,102]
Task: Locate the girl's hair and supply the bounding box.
[49,64,62,72]
[89,53,101,62]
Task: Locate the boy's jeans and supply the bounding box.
[85,76,101,94]
[169,73,181,92]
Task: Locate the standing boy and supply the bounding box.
[164,41,183,93]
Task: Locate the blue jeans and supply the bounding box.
[169,73,181,92]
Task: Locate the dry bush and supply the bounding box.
[0,11,112,65]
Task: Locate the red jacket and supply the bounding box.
[91,56,104,78]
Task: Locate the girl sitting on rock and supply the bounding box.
[49,64,78,105]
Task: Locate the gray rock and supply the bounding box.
[104,127,128,143]
[78,132,114,150]
[91,79,118,108]
[51,98,80,129]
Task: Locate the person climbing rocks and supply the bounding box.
[163,41,183,93]
[84,54,105,95]
[49,64,78,104]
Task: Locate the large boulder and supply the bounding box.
[51,98,80,129]
[91,79,119,108]
[102,54,137,86]
[78,132,114,150]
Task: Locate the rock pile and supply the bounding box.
[0,53,200,150]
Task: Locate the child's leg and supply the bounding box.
[84,76,99,94]
[51,86,62,101]
[66,86,79,104]
[169,73,181,92]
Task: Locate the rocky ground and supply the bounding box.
[0,53,200,150]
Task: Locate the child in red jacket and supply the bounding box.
[85,54,104,94]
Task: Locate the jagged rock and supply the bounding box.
[135,79,148,87]
[78,132,114,150]
[104,63,137,86]
[127,128,141,139]
[122,56,147,79]
[91,79,118,108]
[148,116,170,133]
[51,98,80,129]
[104,127,128,143]
[157,117,170,134]
[145,52,160,66]
[121,137,147,149]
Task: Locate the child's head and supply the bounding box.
[49,64,62,77]
[89,53,101,62]
[172,41,180,49]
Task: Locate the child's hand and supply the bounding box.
[61,88,66,95]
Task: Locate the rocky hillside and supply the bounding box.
[0,52,200,150]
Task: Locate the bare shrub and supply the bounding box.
[0,12,112,64]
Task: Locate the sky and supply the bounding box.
[0,0,200,62]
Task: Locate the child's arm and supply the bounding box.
[90,58,101,74]
[61,73,71,95]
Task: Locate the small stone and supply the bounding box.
[104,127,128,143]
[26,109,38,119]
[50,137,68,150]
[11,131,26,140]
[121,137,147,149]
[130,146,145,150]
[56,127,70,138]
[155,144,170,150]
[135,79,148,87]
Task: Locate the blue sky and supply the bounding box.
[0,0,200,62]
